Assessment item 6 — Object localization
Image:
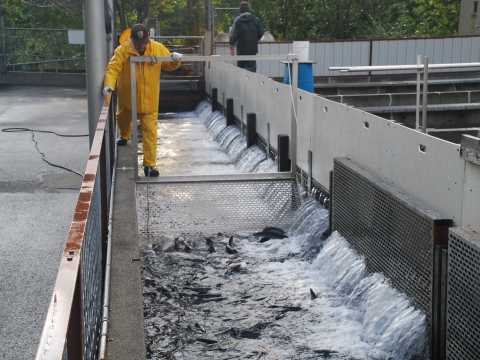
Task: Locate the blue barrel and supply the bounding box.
[283,63,314,93]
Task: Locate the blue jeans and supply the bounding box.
[238,60,257,73]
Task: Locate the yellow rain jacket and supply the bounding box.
[104,28,180,167]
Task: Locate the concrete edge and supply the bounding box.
[106,143,146,359]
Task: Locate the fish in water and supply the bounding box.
[263,226,288,235]
[196,337,218,344]
[268,305,302,312]
[181,240,193,251]
[195,322,206,333]
[208,242,216,253]
[239,330,261,339]
[253,229,288,239]
[310,288,317,299]
[226,245,238,254]
[184,286,212,292]
[228,236,234,247]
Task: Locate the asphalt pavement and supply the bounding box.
[0,85,89,359]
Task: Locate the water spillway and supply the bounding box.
[138,103,428,359]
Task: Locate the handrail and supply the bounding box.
[7,57,85,68]
[329,60,480,133]
[329,62,480,72]
[35,93,116,360]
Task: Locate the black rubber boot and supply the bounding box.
[144,166,159,177]
[116,137,128,146]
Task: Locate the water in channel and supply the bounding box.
[140,101,428,359]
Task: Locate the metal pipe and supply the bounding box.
[6,57,84,68]
[129,54,296,63]
[422,56,429,133]
[98,134,117,360]
[416,55,421,130]
[330,62,480,72]
[107,0,115,60]
[131,60,138,179]
[3,27,70,31]
[84,0,108,148]
[151,36,204,39]
[290,57,298,176]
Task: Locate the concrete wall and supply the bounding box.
[206,61,480,233]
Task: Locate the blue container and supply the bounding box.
[283,63,314,93]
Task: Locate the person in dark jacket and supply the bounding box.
[229,1,264,72]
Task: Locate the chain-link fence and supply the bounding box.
[1,19,85,72]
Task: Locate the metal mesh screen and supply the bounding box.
[332,158,451,325]
[81,173,103,360]
[446,228,480,360]
[137,178,300,241]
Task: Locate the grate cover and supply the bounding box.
[137,178,300,242]
[446,228,480,360]
[331,157,451,350]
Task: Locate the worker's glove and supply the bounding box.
[103,86,114,97]
[171,52,183,62]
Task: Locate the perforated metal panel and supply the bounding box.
[446,228,480,360]
[332,157,451,354]
[137,178,300,241]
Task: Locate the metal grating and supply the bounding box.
[446,228,480,360]
[81,174,103,360]
[137,178,300,241]
[331,157,451,353]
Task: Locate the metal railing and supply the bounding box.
[35,93,116,360]
[1,21,86,72]
[330,59,480,133]
[7,57,85,72]
[129,54,300,183]
[152,35,205,76]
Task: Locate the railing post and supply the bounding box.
[416,55,421,130]
[422,56,429,133]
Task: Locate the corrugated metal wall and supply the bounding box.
[217,35,480,78]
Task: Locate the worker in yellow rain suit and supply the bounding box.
[103,23,183,177]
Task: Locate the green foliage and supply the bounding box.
[0,0,462,42]
[0,0,83,28]
[0,0,84,70]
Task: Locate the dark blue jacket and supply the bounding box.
[229,13,264,55]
